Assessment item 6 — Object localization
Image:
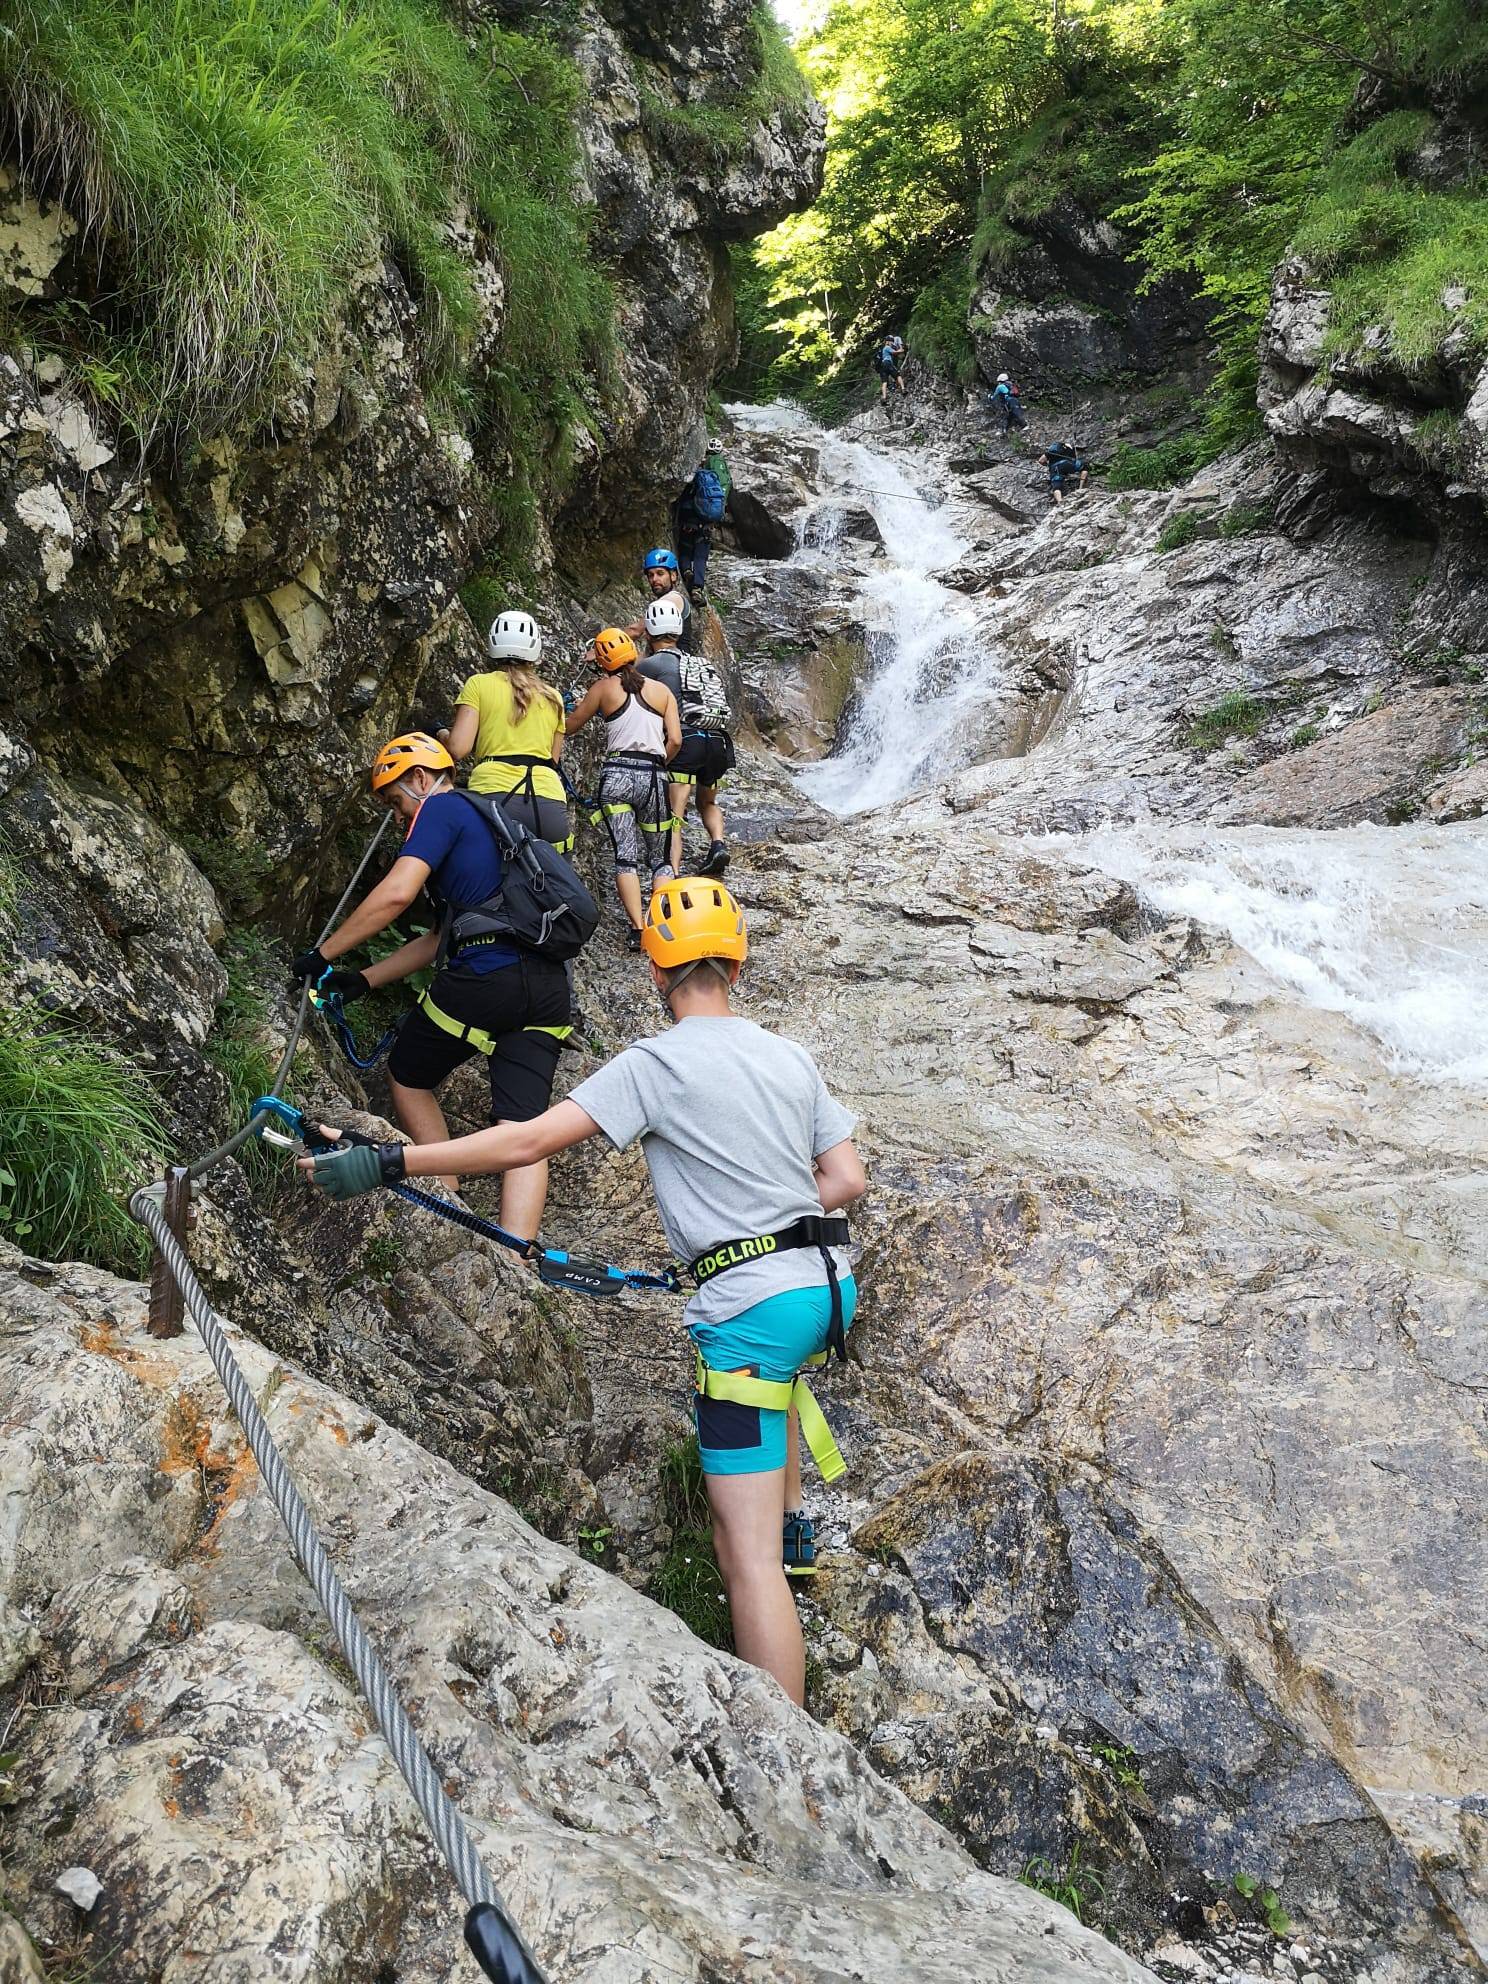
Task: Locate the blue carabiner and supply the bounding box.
[249,1095,309,1147]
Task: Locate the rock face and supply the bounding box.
[0,1249,1148,1984]
[968,199,1208,392]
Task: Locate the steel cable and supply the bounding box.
[128,1186,548,1984]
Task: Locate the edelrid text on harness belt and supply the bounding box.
[690,1215,851,1483]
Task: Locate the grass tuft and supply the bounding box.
[1156,510,1203,552]
[1184,690,1265,750]
[1106,432,1213,490]
[1019,1842,1106,1924]
[0,1007,165,1275]
[647,1437,733,1653]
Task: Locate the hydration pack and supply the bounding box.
[678,650,731,731]
[692,467,727,523]
[437,791,599,966]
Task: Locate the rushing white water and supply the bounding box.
[1075,821,1488,1087]
[727,400,1002,813]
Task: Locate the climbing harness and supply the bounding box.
[252,1097,682,1300]
[689,1215,852,1485]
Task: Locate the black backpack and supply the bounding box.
[437,790,599,966]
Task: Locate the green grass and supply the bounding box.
[1295,109,1488,373]
[908,263,979,386]
[1218,501,1271,538]
[0,1007,165,1275]
[202,928,282,1181]
[647,1437,733,1653]
[1290,721,1320,750]
[179,829,274,916]
[1156,510,1203,552]
[638,5,811,165]
[1,0,612,553]
[1019,1843,1106,1925]
[1184,690,1266,750]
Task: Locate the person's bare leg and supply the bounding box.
[388,1077,458,1192]
[497,1138,547,1243]
[668,780,691,875]
[616,870,644,929]
[697,784,724,843]
[707,1465,803,1703]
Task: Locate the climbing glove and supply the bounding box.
[307,1140,406,1201]
[318,968,370,1005]
[290,945,330,990]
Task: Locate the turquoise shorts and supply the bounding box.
[690,1277,858,1477]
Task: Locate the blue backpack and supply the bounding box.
[692,467,727,523]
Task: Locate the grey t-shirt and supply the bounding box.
[568,1014,856,1326]
[639,646,683,702]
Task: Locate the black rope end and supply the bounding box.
[464,1903,548,1984]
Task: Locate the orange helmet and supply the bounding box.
[370,731,453,792]
[593,627,638,674]
[643,877,749,967]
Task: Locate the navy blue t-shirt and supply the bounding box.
[403,791,517,973]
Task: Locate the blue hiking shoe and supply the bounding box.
[783,1511,817,1579]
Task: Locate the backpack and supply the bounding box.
[692,467,727,523]
[437,790,599,965]
[678,651,731,731]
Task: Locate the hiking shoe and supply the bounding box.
[783,1512,817,1578]
[701,839,729,876]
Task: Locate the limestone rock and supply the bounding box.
[0,1250,1148,1984]
[1219,688,1481,826]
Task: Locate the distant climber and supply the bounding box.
[673,439,731,602]
[300,876,868,1710]
[1039,440,1088,504]
[289,732,571,1234]
[876,333,907,406]
[642,596,734,878]
[438,611,571,853]
[629,547,695,652]
[986,373,1027,435]
[565,627,681,948]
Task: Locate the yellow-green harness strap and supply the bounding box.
[420,990,571,1052]
[694,1349,845,1483]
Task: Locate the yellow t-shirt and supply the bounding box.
[457,669,566,803]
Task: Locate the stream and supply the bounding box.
[728,398,1488,1096]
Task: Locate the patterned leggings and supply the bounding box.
[594,756,676,879]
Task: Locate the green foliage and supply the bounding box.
[907,265,979,386]
[1,0,612,553]
[179,829,274,916]
[637,6,812,166]
[0,1007,164,1274]
[1290,721,1321,749]
[1218,501,1272,537]
[1185,690,1265,749]
[1091,1741,1144,1790]
[1106,433,1212,490]
[647,1438,733,1652]
[1156,510,1204,551]
[1019,1843,1106,1924]
[1233,1872,1293,1938]
[203,929,278,1123]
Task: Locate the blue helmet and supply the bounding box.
[643,547,680,573]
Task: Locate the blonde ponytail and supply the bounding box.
[501,662,561,722]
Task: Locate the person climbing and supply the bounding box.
[437,611,571,852]
[641,597,734,878]
[987,372,1027,435]
[876,333,907,406]
[629,547,695,653]
[299,876,867,1709]
[673,439,730,603]
[1040,439,1088,505]
[289,732,570,1233]
[566,626,681,948]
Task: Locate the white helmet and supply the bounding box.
[645,598,685,639]
[707,435,722,453]
[997,372,1009,383]
[487,611,541,663]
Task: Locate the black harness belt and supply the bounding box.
[689,1216,852,1483]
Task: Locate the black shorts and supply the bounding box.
[386,956,568,1121]
[670,730,735,788]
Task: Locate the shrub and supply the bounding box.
[1156,510,1203,552]
[908,264,979,386]
[1107,432,1213,490]
[1184,690,1265,749]
[1219,501,1272,537]
[0,1007,165,1275]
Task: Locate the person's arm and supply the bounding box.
[363,927,440,986]
[298,1099,602,1197]
[815,1138,866,1212]
[442,704,480,763]
[320,855,432,960]
[565,679,604,734]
